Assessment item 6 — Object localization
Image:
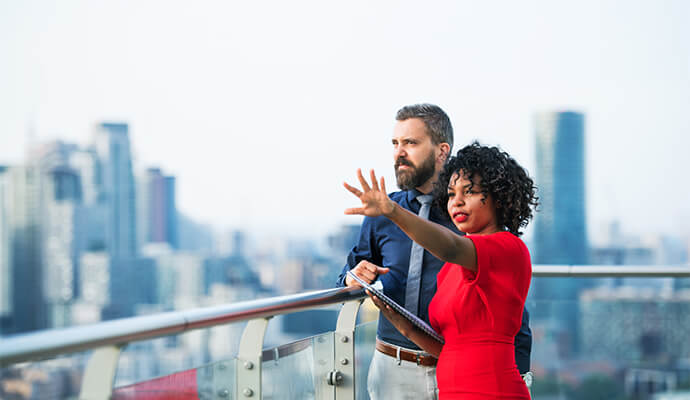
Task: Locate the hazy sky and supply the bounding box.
[1,0,689,241]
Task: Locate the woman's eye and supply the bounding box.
[447,192,454,197]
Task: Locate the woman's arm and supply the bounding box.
[368,292,443,357]
[344,169,477,271]
[386,202,477,271]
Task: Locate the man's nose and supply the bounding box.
[394,146,406,160]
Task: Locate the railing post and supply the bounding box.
[79,344,123,400]
[333,299,363,400]
[236,317,270,399]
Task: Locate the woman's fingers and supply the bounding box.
[343,182,362,197]
[370,169,379,191]
[356,168,371,192]
[345,169,383,198]
[344,207,365,215]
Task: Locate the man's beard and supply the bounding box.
[395,151,436,190]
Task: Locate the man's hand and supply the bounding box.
[345,260,390,287]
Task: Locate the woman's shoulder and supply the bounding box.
[468,231,522,247]
[494,231,527,248]
[468,231,530,263]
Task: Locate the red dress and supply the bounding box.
[429,232,532,399]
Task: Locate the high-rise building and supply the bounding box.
[533,111,588,265]
[30,142,85,328]
[41,166,83,327]
[0,166,10,332]
[92,122,137,260]
[530,111,589,355]
[29,141,113,328]
[3,166,45,333]
[137,168,178,249]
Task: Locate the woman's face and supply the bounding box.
[446,171,499,235]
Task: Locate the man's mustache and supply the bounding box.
[395,158,414,169]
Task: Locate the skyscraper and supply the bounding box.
[32,141,83,328]
[0,166,10,332]
[138,168,178,249]
[93,123,137,260]
[531,111,589,355]
[533,111,588,265]
[3,166,45,333]
[41,166,82,327]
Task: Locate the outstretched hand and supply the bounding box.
[344,169,396,217]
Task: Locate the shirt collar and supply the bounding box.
[406,188,423,203]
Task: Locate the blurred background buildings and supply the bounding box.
[1,113,689,399]
[1,1,689,398]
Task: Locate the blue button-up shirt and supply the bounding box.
[337,189,533,373]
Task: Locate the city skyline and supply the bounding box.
[1,1,689,240]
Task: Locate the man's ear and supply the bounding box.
[437,143,451,163]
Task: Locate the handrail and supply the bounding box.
[532,265,690,277]
[0,285,366,367]
[1,265,689,367]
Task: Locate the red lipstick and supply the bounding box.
[453,212,468,223]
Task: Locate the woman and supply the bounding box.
[344,142,538,399]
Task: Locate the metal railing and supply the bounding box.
[1,265,689,399]
[532,265,690,277]
[0,285,369,399]
[0,285,367,366]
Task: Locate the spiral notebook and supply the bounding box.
[348,271,444,344]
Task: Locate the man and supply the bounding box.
[336,104,532,399]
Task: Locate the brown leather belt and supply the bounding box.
[375,339,438,367]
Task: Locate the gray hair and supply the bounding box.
[395,103,454,150]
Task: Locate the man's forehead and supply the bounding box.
[392,118,430,140]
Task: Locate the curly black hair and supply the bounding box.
[432,141,539,236]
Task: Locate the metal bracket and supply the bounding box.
[327,370,344,386]
[196,359,235,400]
[79,344,123,400]
[334,300,363,400]
[236,318,270,399]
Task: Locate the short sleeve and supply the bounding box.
[463,232,531,309]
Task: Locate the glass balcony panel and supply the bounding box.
[112,321,247,389]
[112,358,236,399]
[260,331,335,400]
[0,352,89,399]
[354,320,377,400]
